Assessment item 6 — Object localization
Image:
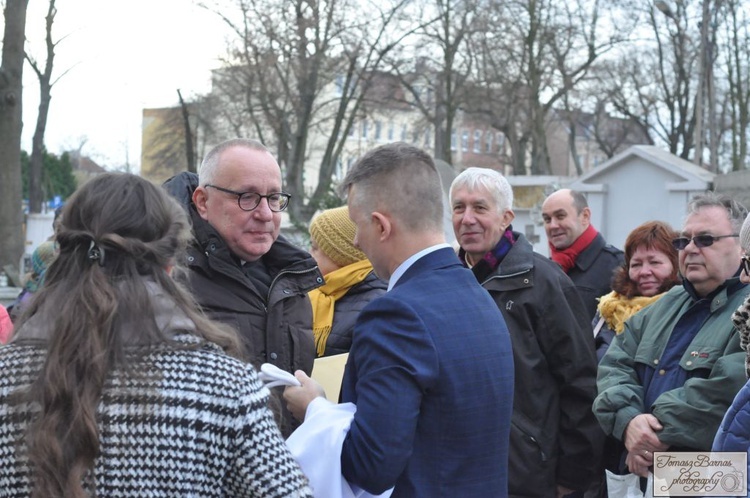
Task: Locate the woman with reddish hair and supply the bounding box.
[593,221,681,361]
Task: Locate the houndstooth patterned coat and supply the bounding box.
[0,335,313,498]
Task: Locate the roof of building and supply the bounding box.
[571,145,714,192]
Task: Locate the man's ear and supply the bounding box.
[580,206,591,226]
[502,209,516,227]
[192,187,209,220]
[371,211,392,242]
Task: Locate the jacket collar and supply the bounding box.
[392,246,460,289]
[683,271,746,311]
[495,231,534,275]
[572,232,606,271]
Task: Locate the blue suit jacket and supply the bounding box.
[340,247,514,497]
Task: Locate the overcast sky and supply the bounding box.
[13,0,232,172]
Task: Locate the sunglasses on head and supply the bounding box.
[671,234,739,250]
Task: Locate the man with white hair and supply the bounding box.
[451,167,601,498]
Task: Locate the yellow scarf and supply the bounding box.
[309,259,374,357]
[597,291,664,334]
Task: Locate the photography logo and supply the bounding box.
[653,452,747,496]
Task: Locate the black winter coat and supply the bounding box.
[322,271,387,357]
[470,233,602,497]
[163,172,324,436]
[565,232,624,321]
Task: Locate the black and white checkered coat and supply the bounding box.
[0,335,313,497]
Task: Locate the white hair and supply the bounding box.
[450,167,513,212]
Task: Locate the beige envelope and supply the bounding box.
[311,352,349,403]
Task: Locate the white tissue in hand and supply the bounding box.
[259,363,301,388]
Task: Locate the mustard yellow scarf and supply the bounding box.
[309,259,373,357]
[597,291,664,334]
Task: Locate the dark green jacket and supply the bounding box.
[594,280,749,450]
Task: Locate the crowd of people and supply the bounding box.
[2,138,750,497]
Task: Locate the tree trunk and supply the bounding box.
[29,79,51,213]
[0,0,29,277]
[28,0,58,213]
[177,89,196,173]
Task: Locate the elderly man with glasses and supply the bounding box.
[163,138,323,437]
[594,192,750,479]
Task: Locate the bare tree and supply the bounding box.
[177,89,196,173]
[722,0,750,170]
[26,0,72,213]
[202,0,411,222]
[384,0,480,164]
[0,0,29,278]
[468,0,631,175]
[596,1,705,162]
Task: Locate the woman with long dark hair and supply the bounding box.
[0,173,312,497]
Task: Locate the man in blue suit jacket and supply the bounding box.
[285,143,514,497]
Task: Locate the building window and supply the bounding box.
[497,132,506,149]
[473,130,482,153]
[362,120,369,139]
[485,132,493,153]
[424,127,431,147]
[461,131,469,152]
[401,124,408,141]
[374,121,382,141]
[451,129,457,151]
[348,122,356,138]
[387,122,395,141]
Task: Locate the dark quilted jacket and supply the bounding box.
[321,271,387,357]
[162,172,324,436]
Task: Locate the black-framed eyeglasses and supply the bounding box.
[671,234,739,250]
[742,255,750,276]
[205,184,291,212]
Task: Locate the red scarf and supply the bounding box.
[549,224,598,273]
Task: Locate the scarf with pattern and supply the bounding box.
[458,228,516,282]
[308,259,373,357]
[732,294,750,378]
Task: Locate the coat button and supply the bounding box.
[686,360,692,366]
[659,369,666,375]
[188,256,194,262]
[653,359,659,365]
[523,279,529,284]
[270,352,278,360]
[316,277,324,283]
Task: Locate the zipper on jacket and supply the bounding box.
[481,268,530,286]
[267,266,323,303]
[528,435,548,461]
